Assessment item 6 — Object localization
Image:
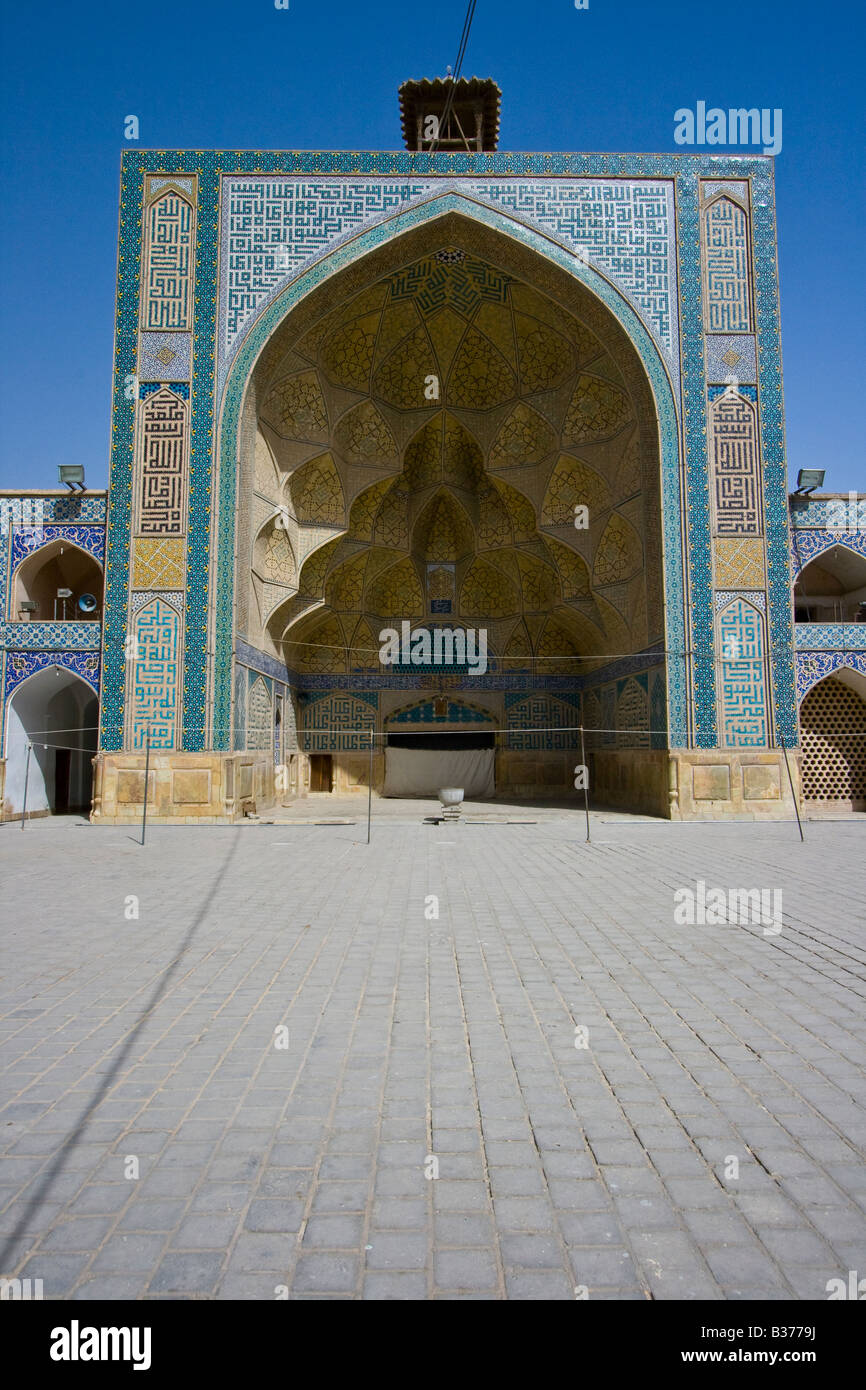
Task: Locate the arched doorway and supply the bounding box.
[225,210,677,809]
[800,671,866,812]
[4,668,99,819]
[794,545,866,624]
[384,696,496,797]
[12,538,103,622]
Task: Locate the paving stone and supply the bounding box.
[3,818,865,1302]
[245,1200,305,1233]
[365,1232,428,1270]
[501,1233,563,1269]
[91,1234,167,1272]
[19,1253,91,1293]
[434,1248,498,1290]
[311,1182,370,1213]
[292,1254,359,1293]
[302,1214,365,1248]
[37,1216,115,1251]
[370,1198,427,1230]
[150,1252,224,1294]
[362,1272,427,1299]
[505,1269,574,1299]
[172,1213,241,1248]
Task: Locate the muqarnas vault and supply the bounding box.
[2,80,865,822]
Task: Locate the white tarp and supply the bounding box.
[383,747,495,798]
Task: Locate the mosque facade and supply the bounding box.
[2,86,864,821]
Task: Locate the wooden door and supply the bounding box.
[309,754,333,792]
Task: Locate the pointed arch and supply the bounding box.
[11,537,104,621]
[216,196,685,750]
[800,672,866,809]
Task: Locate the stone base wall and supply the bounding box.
[83,746,803,823]
[494,749,577,799]
[590,749,671,817]
[92,752,277,823]
[669,749,801,821]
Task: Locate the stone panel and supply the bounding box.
[693,764,731,800]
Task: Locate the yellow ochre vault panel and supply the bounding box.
[131,536,185,589]
[713,537,766,588]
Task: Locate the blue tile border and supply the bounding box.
[795,623,866,651]
[216,194,685,749]
[751,163,797,748]
[105,149,786,761]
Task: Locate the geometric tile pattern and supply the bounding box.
[749,171,797,747]
[139,332,192,381]
[504,692,582,750]
[710,390,763,534]
[143,191,193,331]
[616,673,650,748]
[677,175,717,746]
[247,675,272,751]
[10,524,105,571]
[2,649,100,702]
[713,537,766,589]
[794,623,866,650]
[391,697,494,725]
[703,196,752,332]
[705,334,756,383]
[130,589,185,614]
[1,622,102,650]
[233,663,247,752]
[718,599,768,746]
[789,529,866,575]
[101,149,798,758]
[714,590,765,611]
[301,691,376,751]
[130,537,186,590]
[796,650,866,701]
[650,669,667,748]
[136,386,188,534]
[0,495,106,528]
[220,178,678,387]
[130,596,181,749]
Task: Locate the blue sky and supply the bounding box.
[0,0,863,492]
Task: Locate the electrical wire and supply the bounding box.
[428,0,480,154]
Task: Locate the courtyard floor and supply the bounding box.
[0,814,864,1300]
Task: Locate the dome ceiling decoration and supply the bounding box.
[247,244,655,666]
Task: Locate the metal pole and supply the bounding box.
[780,736,804,842]
[141,724,151,847]
[366,728,374,845]
[580,725,591,844]
[21,742,32,830]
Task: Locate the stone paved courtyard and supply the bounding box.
[1,815,864,1301]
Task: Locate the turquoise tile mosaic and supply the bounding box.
[102,150,797,757]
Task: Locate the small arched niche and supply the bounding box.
[12,539,104,622]
[794,545,866,623]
